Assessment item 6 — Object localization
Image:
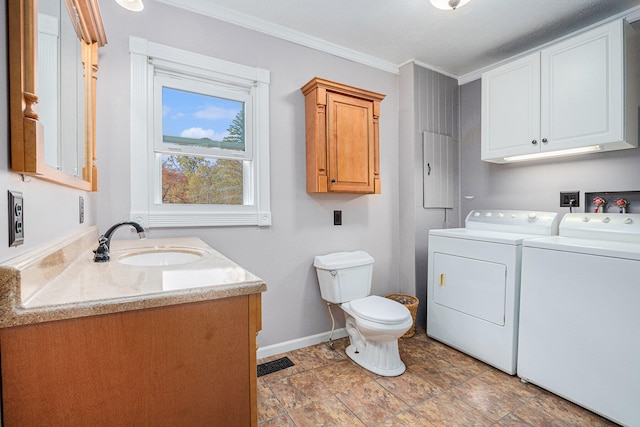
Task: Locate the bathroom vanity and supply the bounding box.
[0,228,266,426]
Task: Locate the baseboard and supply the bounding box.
[257,328,348,359]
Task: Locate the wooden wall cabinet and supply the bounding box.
[0,294,262,426]
[302,78,385,194]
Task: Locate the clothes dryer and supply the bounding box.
[518,213,640,426]
[427,210,559,374]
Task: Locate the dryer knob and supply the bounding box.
[624,217,633,224]
[473,212,480,217]
[485,212,492,217]
[602,217,611,223]
[528,212,538,220]
[582,216,590,222]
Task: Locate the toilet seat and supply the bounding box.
[347,295,411,325]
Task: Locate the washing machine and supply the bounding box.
[518,213,640,426]
[427,210,559,374]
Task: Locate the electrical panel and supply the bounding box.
[423,131,458,209]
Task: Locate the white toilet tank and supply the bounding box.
[313,251,374,303]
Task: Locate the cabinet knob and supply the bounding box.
[331,179,336,183]
[542,138,548,143]
[531,139,538,145]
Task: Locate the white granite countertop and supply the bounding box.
[0,227,266,327]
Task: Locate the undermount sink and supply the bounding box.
[117,248,206,266]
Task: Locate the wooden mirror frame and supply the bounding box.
[8,0,106,191]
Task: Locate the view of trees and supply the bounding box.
[161,111,245,205]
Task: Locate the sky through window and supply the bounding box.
[162,87,242,143]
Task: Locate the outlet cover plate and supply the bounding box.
[79,196,85,224]
[8,191,24,247]
[560,191,580,207]
[334,210,342,225]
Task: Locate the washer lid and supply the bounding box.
[349,295,411,325]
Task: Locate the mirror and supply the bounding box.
[8,0,106,191]
[39,1,85,177]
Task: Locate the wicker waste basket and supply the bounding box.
[385,294,419,338]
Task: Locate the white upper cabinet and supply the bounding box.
[482,19,638,163]
[482,53,540,160]
[541,21,623,150]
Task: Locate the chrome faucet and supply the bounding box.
[93,221,147,262]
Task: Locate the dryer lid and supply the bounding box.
[349,295,411,325]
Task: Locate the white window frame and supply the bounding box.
[129,37,271,228]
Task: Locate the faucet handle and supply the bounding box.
[93,236,111,262]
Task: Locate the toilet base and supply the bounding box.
[342,310,409,377]
[345,340,406,377]
[346,341,406,377]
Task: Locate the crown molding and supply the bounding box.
[401,59,460,82]
[626,7,640,23]
[151,1,640,84]
[458,4,640,85]
[152,0,400,74]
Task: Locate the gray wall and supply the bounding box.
[95,1,401,348]
[0,0,97,264]
[460,79,640,216]
[399,63,459,327]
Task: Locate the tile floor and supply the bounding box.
[257,327,619,426]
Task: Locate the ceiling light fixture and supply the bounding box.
[429,0,473,10]
[116,0,144,12]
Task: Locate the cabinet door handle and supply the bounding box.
[331,179,336,183]
[542,138,548,143]
[531,139,538,145]
[427,163,431,176]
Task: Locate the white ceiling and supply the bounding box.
[156,0,640,79]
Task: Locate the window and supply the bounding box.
[129,37,271,227]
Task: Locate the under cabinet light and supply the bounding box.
[503,145,602,162]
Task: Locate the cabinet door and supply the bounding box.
[541,20,623,151]
[481,53,541,161]
[327,92,375,193]
[0,298,256,426]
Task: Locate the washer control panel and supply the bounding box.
[560,213,640,242]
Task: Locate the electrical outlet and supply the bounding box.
[8,191,24,247]
[560,191,580,208]
[334,210,342,226]
[79,196,85,224]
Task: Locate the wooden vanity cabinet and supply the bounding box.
[0,294,262,426]
[302,78,385,194]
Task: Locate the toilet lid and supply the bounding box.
[349,295,411,325]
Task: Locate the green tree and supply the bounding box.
[161,108,245,205]
[222,109,245,148]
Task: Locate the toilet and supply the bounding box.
[313,251,413,376]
